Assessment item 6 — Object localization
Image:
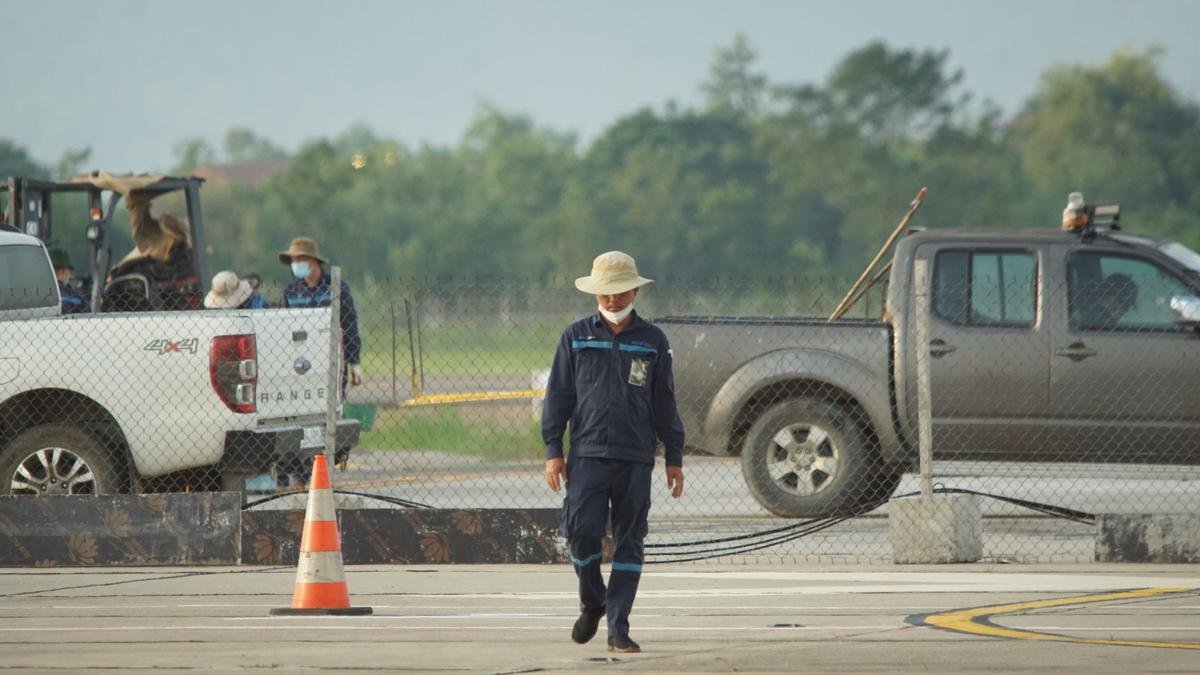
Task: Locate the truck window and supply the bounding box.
[1068,252,1190,331]
[0,244,58,311]
[933,250,1036,327]
[1158,241,1200,276]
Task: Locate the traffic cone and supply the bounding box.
[270,453,372,616]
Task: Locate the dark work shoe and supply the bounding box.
[571,607,605,644]
[607,635,641,653]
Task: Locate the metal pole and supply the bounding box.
[185,184,211,300]
[913,259,934,498]
[390,300,398,405]
[324,266,342,469]
[404,297,419,399]
[414,297,425,392]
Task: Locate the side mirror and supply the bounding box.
[1169,295,1200,327]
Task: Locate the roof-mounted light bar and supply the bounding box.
[1061,192,1120,234]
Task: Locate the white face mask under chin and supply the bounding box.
[598,304,633,324]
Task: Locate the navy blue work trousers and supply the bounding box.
[560,456,652,638]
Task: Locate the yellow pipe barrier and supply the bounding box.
[398,389,546,407]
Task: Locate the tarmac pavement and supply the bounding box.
[0,563,1197,672]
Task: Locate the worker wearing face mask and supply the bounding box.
[542,250,685,654]
[276,236,364,490]
[278,236,363,394]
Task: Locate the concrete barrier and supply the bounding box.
[1095,513,1200,563]
[888,494,983,564]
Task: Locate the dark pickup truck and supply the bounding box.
[660,218,1200,518]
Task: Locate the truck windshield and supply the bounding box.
[0,244,58,311]
[1159,242,1200,275]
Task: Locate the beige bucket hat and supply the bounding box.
[278,236,328,264]
[574,251,653,295]
[204,271,254,309]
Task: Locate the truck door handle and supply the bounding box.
[1055,342,1098,362]
[928,339,957,358]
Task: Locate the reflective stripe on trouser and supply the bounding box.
[562,457,652,637]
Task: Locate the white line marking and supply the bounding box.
[0,621,1194,635]
[227,613,565,620]
[0,603,952,612]
[1021,627,1200,632]
[0,624,900,633]
[2,600,1195,612]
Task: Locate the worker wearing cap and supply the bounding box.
[542,251,685,654]
[278,236,363,392]
[49,247,90,314]
[277,236,363,491]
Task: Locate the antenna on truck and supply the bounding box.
[828,187,927,322]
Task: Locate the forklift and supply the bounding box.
[1,171,212,312]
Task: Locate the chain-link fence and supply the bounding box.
[3,258,1199,563]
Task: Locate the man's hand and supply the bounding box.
[666,465,684,498]
[349,364,364,387]
[544,457,566,492]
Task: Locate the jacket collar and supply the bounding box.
[589,308,643,334]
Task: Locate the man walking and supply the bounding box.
[542,251,685,654]
[278,236,363,489]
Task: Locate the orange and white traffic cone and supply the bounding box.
[270,453,372,616]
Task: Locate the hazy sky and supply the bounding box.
[6,0,1199,172]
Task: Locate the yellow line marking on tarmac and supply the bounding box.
[399,389,544,406]
[923,587,1200,650]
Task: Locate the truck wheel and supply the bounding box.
[0,425,119,496]
[740,398,897,518]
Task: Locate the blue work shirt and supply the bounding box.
[243,291,269,310]
[58,281,90,314]
[542,311,685,467]
[280,270,361,364]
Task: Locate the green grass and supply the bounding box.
[357,322,561,378]
[359,406,545,461]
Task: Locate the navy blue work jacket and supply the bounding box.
[281,270,362,364]
[58,281,90,314]
[542,311,685,467]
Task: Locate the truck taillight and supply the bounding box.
[210,334,257,414]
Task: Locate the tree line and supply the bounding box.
[5,38,1200,285]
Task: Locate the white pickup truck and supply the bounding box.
[0,229,360,496]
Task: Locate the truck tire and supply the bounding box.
[740,398,898,518]
[0,425,119,496]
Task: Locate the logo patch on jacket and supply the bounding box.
[629,358,649,387]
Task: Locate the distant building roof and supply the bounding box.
[192,160,287,187]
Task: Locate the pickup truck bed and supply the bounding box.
[0,230,360,496]
[660,226,1200,518]
[658,315,902,517]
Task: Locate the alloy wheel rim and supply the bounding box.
[10,446,98,495]
[765,423,840,496]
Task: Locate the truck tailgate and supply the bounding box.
[250,308,336,418]
[657,315,895,455]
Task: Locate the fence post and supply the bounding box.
[404,296,421,399]
[325,266,341,468]
[390,300,398,404]
[887,257,982,564]
[913,259,934,498]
